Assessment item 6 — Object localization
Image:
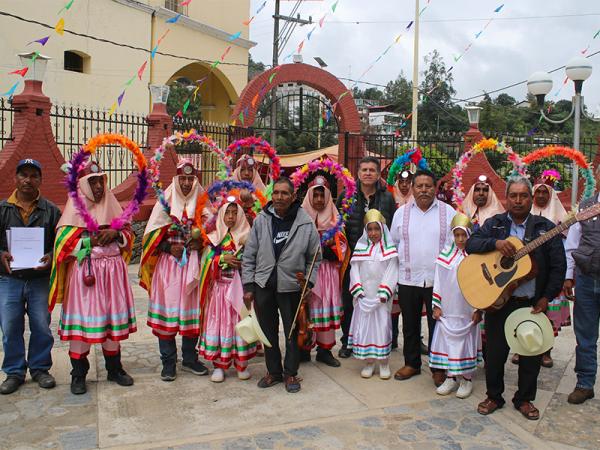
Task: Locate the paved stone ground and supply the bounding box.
[0,265,598,450]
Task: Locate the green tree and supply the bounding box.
[384,72,412,114]
[419,50,458,132]
[248,54,266,81]
[167,83,202,120]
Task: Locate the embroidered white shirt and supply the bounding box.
[390,199,455,288]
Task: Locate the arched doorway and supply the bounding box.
[167,62,238,123]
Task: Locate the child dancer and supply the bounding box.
[300,176,349,366]
[348,209,398,379]
[429,213,483,398]
[199,197,257,382]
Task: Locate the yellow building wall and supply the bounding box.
[0,0,251,118]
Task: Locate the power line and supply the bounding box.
[0,10,250,67]
[325,12,600,25]
[453,49,600,104]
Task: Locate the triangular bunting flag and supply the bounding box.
[55,18,65,35]
[138,61,148,80]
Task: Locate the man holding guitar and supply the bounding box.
[465,176,566,420]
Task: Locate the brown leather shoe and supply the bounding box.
[567,387,595,404]
[257,373,283,388]
[541,353,553,368]
[432,370,447,387]
[394,366,421,380]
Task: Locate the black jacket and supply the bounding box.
[0,196,61,279]
[337,180,396,251]
[465,212,566,303]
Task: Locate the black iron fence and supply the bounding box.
[0,97,14,149]
[345,130,598,189]
[50,104,149,189]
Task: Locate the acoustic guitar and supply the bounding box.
[458,202,600,311]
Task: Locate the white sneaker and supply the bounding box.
[210,368,225,383]
[237,369,251,380]
[436,377,458,395]
[456,378,473,399]
[379,363,391,380]
[361,363,375,378]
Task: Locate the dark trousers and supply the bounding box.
[158,336,199,366]
[340,268,353,346]
[485,299,542,407]
[255,286,301,377]
[398,284,435,369]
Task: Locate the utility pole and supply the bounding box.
[270,0,312,146]
[270,0,280,146]
[410,0,420,145]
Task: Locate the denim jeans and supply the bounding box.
[158,335,198,366]
[574,273,600,390]
[0,275,54,378]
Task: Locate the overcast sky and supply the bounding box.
[248,0,600,116]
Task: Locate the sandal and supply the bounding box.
[515,401,539,420]
[477,398,502,415]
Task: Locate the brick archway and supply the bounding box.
[230,63,362,165]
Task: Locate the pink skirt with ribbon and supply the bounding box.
[59,243,136,343]
[147,250,201,337]
[199,272,257,370]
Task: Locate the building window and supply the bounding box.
[165,0,187,14]
[64,50,90,73]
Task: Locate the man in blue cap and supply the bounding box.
[0,159,61,394]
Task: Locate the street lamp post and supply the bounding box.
[527,56,600,207]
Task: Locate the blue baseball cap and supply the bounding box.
[16,159,42,174]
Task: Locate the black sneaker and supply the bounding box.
[338,346,352,359]
[316,349,341,367]
[70,375,87,395]
[0,375,24,395]
[32,371,56,389]
[107,369,134,386]
[182,360,208,376]
[160,364,177,382]
[299,350,312,363]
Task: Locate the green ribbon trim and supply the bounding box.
[76,237,92,264]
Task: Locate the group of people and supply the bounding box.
[1,153,599,421]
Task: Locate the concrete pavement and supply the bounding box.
[0,265,597,450]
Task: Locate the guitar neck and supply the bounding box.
[514,216,575,260]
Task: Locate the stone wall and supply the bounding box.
[130,220,148,264]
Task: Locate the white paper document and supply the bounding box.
[9,227,45,270]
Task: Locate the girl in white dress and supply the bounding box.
[348,209,399,379]
[429,213,483,398]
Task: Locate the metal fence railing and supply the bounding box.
[50,104,149,189]
[345,130,598,190]
[0,97,15,150]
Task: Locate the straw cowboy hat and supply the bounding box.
[504,308,555,356]
[235,306,272,348]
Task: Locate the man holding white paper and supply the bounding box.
[0,159,61,395]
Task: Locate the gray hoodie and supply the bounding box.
[242,203,322,293]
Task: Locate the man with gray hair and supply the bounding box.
[466,175,566,420]
[563,164,600,404]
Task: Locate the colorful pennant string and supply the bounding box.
[3,1,76,98]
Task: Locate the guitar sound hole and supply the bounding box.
[500,256,514,270]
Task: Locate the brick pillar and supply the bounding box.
[0,80,67,205]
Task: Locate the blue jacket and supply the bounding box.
[465,212,566,303]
